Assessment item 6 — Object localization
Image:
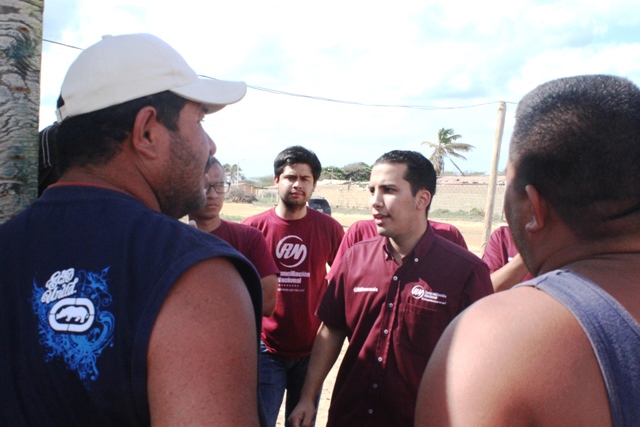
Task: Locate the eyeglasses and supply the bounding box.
[206,181,231,194]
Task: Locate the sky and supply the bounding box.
[39,0,640,179]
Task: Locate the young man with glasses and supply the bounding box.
[189,156,279,316]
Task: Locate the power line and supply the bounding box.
[245,84,515,110]
[42,38,517,110]
[43,38,83,50]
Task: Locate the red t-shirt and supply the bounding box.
[243,208,344,358]
[210,219,279,279]
[329,219,467,281]
[319,226,493,426]
[482,225,534,280]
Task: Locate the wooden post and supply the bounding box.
[480,101,507,255]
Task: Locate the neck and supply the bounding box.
[388,220,428,263]
[60,166,159,211]
[275,202,307,220]
[192,216,222,233]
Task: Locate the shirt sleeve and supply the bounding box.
[482,227,510,273]
[327,221,363,281]
[245,228,279,278]
[326,219,345,267]
[452,228,468,249]
[461,260,494,310]
[317,263,348,331]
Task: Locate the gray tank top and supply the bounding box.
[517,270,640,426]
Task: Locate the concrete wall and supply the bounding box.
[256,183,507,217]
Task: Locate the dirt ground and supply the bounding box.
[221,202,500,426]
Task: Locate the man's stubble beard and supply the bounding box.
[281,197,307,213]
[158,133,207,218]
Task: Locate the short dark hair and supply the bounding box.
[56,91,187,173]
[510,74,640,239]
[209,156,223,169]
[273,146,322,182]
[374,150,437,197]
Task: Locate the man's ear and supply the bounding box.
[416,189,432,211]
[273,175,279,185]
[524,185,548,233]
[131,106,162,159]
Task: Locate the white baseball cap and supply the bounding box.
[56,33,247,122]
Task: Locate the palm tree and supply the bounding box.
[0,0,44,223]
[421,128,475,176]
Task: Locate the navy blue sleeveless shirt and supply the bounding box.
[0,185,264,426]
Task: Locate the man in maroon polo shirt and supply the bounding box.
[330,218,468,278]
[288,150,493,427]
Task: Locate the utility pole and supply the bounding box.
[481,101,507,255]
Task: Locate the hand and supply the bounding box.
[287,398,316,427]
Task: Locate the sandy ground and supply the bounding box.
[221,202,501,426]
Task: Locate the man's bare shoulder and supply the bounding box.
[442,286,574,359]
[148,257,260,425]
[417,286,611,426]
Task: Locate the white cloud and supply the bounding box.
[40,0,640,178]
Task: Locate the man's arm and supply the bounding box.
[490,253,530,292]
[261,273,278,316]
[415,287,608,427]
[482,227,529,291]
[241,224,278,316]
[415,290,534,426]
[288,323,346,427]
[147,257,259,426]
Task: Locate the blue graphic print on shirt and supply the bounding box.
[31,267,115,385]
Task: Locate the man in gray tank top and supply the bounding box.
[415,75,640,427]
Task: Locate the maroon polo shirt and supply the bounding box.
[328,219,468,281]
[318,226,493,426]
[482,225,534,281]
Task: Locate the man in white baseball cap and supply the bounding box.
[0,33,265,425]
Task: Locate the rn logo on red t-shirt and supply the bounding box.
[276,235,308,268]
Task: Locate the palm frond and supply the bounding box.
[445,142,475,151]
[422,127,473,175]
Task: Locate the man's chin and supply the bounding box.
[375,224,391,237]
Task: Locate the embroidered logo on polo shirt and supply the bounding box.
[411,285,447,305]
[31,267,115,384]
[275,235,307,268]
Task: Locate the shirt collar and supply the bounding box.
[382,224,436,263]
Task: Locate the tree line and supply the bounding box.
[239,127,477,188]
